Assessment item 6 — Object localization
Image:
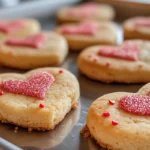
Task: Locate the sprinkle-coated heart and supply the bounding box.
[6,33,47,48]
[0,20,26,33]
[62,22,99,35]
[119,95,150,116]
[98,41,140,61]
[0,72,55,99]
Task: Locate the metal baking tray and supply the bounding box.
[0,5,145,150]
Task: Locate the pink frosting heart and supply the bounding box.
[0,72,55,99]
[119,95,150,116]
[98,41,140,61]
[6,33,47,48]
[62,22,99,35]
[0,20,26,33]
[134,17,150,27]
[67,3,97,17]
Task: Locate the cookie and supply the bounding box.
[0,67,80,131]
[55,21,117,51]
[0,19,41,42]
[82,83,150,150]
[78,40,150,83]
[0,32,68,69]
[57,2,115,24]
[123,17,150,40]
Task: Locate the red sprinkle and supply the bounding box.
[59,69,63,74]
[93,57,98,62]
[106,62,110,67]
[103,112,110,117]
[0,91,4,96]
[0,20,26,33]
[108,100,115,105]
[0,72,55,99]
[119,95,150,116]
[112,120,118,126]
[6,33,47,48]
[39,103,45,108]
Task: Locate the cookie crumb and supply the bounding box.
[80,125,91,138]
[14,126,19,133]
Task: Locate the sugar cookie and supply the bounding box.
[57,3,115,24]
[0,67,80,131]
[78,40,150,83]
[56,21,117,51]
[82,83,150,150]
[0,32,68,69]
[123,17,150,40]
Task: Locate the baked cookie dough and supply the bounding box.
[55,21,117,51]
[82,83,150,150]
[0,32,68,69]
[0,67,80,131]
[57,2,115,24]
[78,40,150,83]
[0,19,41,42]
[123,16,150,40]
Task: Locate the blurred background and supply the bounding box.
[0,0,149,20]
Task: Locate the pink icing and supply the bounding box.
[134,17,150,27]
[98,41,140,61]
[62,22,99,35]
[0,72,55,99]
[0,20,26,33]
[119,95,150,116]
[6,33,47,48]
[67,3,98,17]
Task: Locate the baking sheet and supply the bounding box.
[0,18,145,150]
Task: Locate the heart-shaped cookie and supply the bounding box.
[0,19,40,43]
[0,67,80,130]
[123,17,150,40]
[0,32,68,69]
[82,83,150,150]
[56,2,115,24]
[78,40,150,83]
[56,21,117,51]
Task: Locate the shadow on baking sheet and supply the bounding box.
[0,103,80,150]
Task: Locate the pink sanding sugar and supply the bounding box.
[98,41,140,61]
[62,22,99,35]
[119,95,150,116]
[0,72,55,99]
[6,33,47,48]
[0,20,26,33]
[134,17,150,27]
